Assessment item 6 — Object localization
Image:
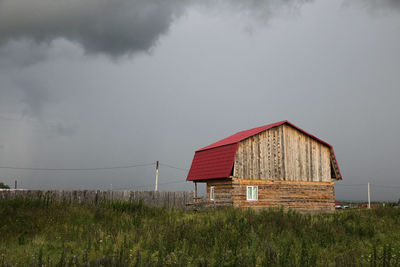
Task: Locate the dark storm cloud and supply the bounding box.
[0,0,187,57]
[0,0,399,59]
[0,0,314,57]
[0,40,49,69]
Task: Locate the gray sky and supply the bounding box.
[0,0,400,201]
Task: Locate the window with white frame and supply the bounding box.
[210,186,215,201]
[246,186,258,201]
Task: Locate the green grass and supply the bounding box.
[1,197,400,266]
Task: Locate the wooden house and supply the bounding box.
[187,120,342,212]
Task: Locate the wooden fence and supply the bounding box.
[0,190,193,209]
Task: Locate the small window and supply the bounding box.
[246,186,258,201]
[210,186,215,201]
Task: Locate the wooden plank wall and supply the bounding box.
[233,124,331,182]
[206,179,233,206]
[0,190,193,210]
[231,178,335,212]
[233,125,284,180]
[282,124,331,182]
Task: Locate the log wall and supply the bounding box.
[205,179,335,212]
[206,179,233,206]
[233,124,332,182]
[231,178,335,212]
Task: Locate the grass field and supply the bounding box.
[1,198,400,266]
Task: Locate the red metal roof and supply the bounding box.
[187,121,342,181]
[187,143,238,181]
[198,120,287,151]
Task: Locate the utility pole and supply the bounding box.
[155,161,159,191]
[368,182,371,209]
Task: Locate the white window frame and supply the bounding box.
[246,186,258,201]
[210,186,215,201]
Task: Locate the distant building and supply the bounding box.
[187,120,342,212]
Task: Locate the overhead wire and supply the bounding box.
[134,180,186,189]
[0,160,189,189]
[0,161,189,172]
[335,184,368,187]
[113,179,187,190]
[15,161,398,190]
[110,162,189,190]
[336,183,400,189]
[1,159,399,190]
[0,163,155,171]
[371,184,400,189]
[159,163,189,172]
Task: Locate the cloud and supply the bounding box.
[0,40,49,69]
[362,0,400,9]
[342,0,400,11]
[17,81,50,118]
[0,0,398,60]
[0,0,187,57]
[0,0,314,57]
[50,123,77,137]
[207,0,314,19]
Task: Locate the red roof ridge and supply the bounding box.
[197,120,288,152]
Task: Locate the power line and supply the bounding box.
[0,161,188,172]
[114,179,187,190]
[0,163,155,171]
[134,179,186,188]
[158,179,187,185]
[371,184,400,189]
[336,183,400,189]
[159,163,189,172]
[336,184,367,187]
